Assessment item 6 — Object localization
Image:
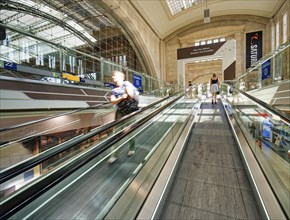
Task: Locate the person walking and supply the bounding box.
[108,70,139,164]
[210,73,220,105]
[187,81,193,98]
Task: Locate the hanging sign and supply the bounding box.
[246,31,263,68]
[4,61,17,70]
[177,42,225,60]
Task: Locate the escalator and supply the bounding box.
[1,90,289,219]
[137,91,289,220]
[154,101,262,219]
[8,121,176,219]
[0,93,193,219]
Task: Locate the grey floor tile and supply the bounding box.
[159,101,262,220]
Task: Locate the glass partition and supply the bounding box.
[230,43,289,92]
[0,95,180,200]
[6,96,197,220]
[0,103,114,165]
[222,90,290,218]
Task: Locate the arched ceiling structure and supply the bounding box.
[130,0,285,39]
[0,0,287,79]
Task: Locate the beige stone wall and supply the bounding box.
[186,60,222,85]
[100,1,289,85]
[100,0,162,79]
[270,0,290,81]
[271,0,290,49]
[164,15,271,85]
[165,38,180,84]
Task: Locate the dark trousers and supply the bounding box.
[111,110,135,157]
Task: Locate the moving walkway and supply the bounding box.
[1,89,289,219]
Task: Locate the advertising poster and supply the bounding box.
[246,31,262,68]
[262,60,271,80]
[133,73,142,93]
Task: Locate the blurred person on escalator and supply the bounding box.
[108,70,139,164]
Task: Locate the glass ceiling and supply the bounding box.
[166,0,205,16]
[1,0,107,48]
[0,0,144,73]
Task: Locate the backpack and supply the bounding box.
[117,82,139,114]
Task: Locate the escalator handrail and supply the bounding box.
[227,43,289,85]
[0,94,183,219]
[0,93,181,184]
[236,88,290,123]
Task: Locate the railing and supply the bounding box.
[221,85,290,219]
[0,93,186,219]
[0,23,183,97]
[0,92,181,197]
[225,42,290,93]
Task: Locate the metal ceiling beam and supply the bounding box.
[1,0,95,46]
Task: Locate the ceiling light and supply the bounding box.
[204,0,210,23]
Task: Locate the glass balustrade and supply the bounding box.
[228,42,289,93]
[222,89,290,218]
[0,95,181,200]
[0,26,182,98]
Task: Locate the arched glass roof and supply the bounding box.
[0,0,144,72]
[166,0,205,16]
